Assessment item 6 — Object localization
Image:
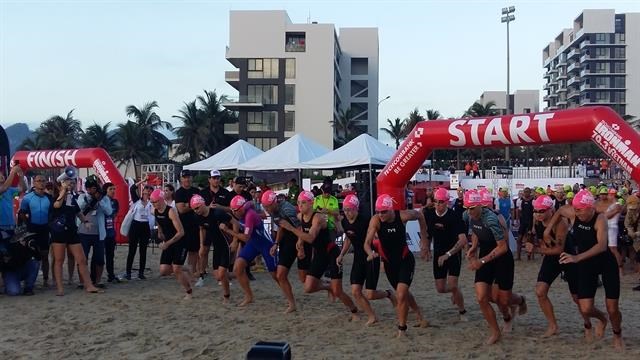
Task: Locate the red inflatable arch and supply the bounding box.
[378,106,640,209]
[11,148,129,243]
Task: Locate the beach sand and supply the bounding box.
[1,246,639,359]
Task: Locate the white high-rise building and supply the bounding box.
[542,9,639,118]
[223,10,379,150]
[478,90,540,115]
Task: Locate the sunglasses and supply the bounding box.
[533,209,547,214]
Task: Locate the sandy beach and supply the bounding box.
[1,246,639,359]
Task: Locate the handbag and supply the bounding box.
[120,207,135,236]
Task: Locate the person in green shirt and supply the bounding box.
[313,183,341,241]
[286,178,300,206]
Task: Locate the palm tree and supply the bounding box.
[112,121,155,178]
[81,122,117,152]
[18,133,46,151]
[173,100,209,163]
[32,110,83,149]
[197,90,235,155]
[380,118,405,149]
[400,108,424,138]
[426,109,441,120]
[464,101,499,174]
[331,108,361,147]
[125,101,172,156]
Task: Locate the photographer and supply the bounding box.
[0,164,27,234]
[1,229,41,296]
[77,177,113,287]
[19,174,52,287]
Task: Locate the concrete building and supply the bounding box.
[542,9,639,118]
[223,10,379,150]
[478,90,540,115]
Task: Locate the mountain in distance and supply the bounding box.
[4,123,33,155]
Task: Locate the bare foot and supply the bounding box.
[502,319,513,333]
[238,297,254,307]
[542,324,558,338]
[485,332,501,345]
[595,318,608,339]
[365,316,378,326]
[584,326,594,343]
[56,291,64,297]
[222,296,230,304]
[327,289,336,303]
[183,293,193,300]
[396,330,407,338]
[413,319,429,328]
[458,313,469,322]
[284,304,297,314]
[613,334,624,351]
[518,296,528,315]
[350,313,360,322]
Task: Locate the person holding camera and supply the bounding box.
[102,183,119,283]
[0,229,41,296]
[50,180,101,296]
[77,177,113,287]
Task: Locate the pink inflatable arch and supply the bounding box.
[378,106,639,209]
[11,148,129,243]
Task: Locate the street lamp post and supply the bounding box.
[502,6,515,166]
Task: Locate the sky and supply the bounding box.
[1,0,639,145]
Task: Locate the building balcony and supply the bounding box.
[543,57,551,67]
[221,96,264,109]
[548,93,559,98]
[558,58,567,67]
[567,48,580,60]
[548,68,558,74]
[223,122,239,135]
[581,69,626,77]
[567,76,580,87]
[581,99,617,105]
[557,73,568,80]
[580,83,626,91]
[543,94,550,102]
[547,105,559,110]
[543,72,551,79]
[557,87,567,93]
[567,62,581,73]
[557,100,568,106]
[225,71,240,90]
[568,90,581,99]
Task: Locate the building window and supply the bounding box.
[613,77,625,88]
[595,47,608,58]
[614,48,625,58]
[615,17,623,33]
[615,92,625,103]
[285,111,295,132]
[351,58,368,75]
[248,58,278,79]
[247,112,278,132]
[595,62,609,73]
[248,137,278,151]
[350,102,368,120]
[285,58,296,78]
[285,85,295,105]
[247,85,278,104]
[615,33,625,44]
[351,80,368,97]
[285,33,306,52]
[614,62,625,73]
[595,91,609,102]
[523,108,531,113]
[595,77,610,88]
[595,33,607,44]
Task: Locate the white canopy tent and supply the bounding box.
[299,134,394,169]
[238,134,330,171]
[182,140,263,171]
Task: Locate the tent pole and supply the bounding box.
[369,164,374,217]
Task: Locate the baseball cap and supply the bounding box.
[343,194,359,210]
[189,194,206,209]
[230,195,247,211]
[535,187,545,195]
[463,190,482,208]
[573,190,595,210]
[598,187,608,195]
[566,191,575,199]
[608,188,617,195]
[375,194,395,212]
[434,188,449,202]
[209,169,221,177]
[261,190,277,206]
[298,191,315,202]
[533,195,554,211]
[180,169,192,177]
[563,184,572,192]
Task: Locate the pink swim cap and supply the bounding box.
[189,194,205,209]
[297,191,315,202]
[343,194,359,210]
[463,190,482,208]
[261,190,278,206]
[150,189,164,202]
[230,195,247,211]
[573,190,595,210]
[533,195,554,210]
[479,189,493,207]
[375,194,394,212]
[434,188,449,202]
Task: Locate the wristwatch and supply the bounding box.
[446,251,452,257]
[480,259,486,265]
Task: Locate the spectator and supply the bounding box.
[313,183,341,241]
[102,183,119,283]
[405,182,415,210]
[0,164,27,235]
[472,162,480,179]
[286,178,300,206]
[464,162,471,176]
[125,183,153,280]
[0,229,41,296]
[19,174,52,287]
[163,184,176,208]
